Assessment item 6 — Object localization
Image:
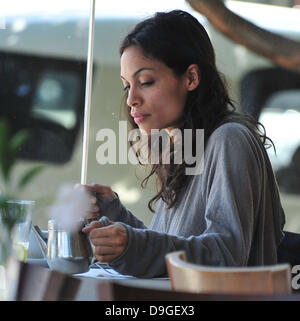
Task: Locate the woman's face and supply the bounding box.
[120,46,192,135]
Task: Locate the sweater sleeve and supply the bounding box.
[96,193,147,229]
[108,124,269,278]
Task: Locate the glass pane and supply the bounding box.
[32,70,80,129]
[0,0,89,227]
[259,90,300,233]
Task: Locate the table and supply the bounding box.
[74,268,172,301]
[27,230,172,300]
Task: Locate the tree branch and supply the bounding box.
[186,0,300,72]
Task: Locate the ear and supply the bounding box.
[185,64,200,91]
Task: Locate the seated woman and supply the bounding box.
[82,10,285,278]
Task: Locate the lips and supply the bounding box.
[131,112,151,124]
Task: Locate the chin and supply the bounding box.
[140,127,151,136]
[136,124,150,134]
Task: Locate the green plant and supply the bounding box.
[0,119,44,232]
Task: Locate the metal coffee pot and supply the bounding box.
[32,219,93,274]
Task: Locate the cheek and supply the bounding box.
[162,93,186,120]
[141,85,186,130]
[151,88,185,114]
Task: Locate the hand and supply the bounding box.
[82,220,128,263]
[82,184,117,221]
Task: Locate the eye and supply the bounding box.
[140,80,154,87]
[123,85,130,92]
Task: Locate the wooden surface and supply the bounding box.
[97,280,300,301]
[8,260,81,301]
[5,260,300,301]
[166,251,291,295]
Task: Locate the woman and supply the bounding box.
[82,10,285,278]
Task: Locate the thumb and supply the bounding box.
[82,220,102,233]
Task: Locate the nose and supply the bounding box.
[126,87,141,108]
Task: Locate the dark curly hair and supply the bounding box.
[120,10,273,212]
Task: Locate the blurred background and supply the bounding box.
[0,0,299,232]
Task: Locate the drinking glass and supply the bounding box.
[7,200,35,262]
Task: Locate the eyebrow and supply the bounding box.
[120,67,154,80]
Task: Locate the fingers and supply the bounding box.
[73,184,100,220]
[89,224,115,239]
[89,224,127,248]
[76,184,101,220]
[82,220,102,233]
[81,217,112,233]
[90,196,98,205]
[74,183,118,222]
[94,245,115,255]
[84,184,103,192]
[95,254,118,263]
[84,184,117,201]
[83,223,128,263]
[86,203,100,221]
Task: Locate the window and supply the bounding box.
[260,89,300,194]
[32,70,80,130]
[0,51,87,163]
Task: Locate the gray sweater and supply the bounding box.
[98,122,285,278]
